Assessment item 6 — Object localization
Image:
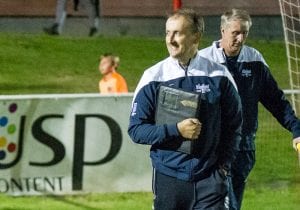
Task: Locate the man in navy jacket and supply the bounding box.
[128,8,242,210]
[199,8,300,210]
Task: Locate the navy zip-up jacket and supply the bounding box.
[128,52,242,181]
[199,41,300,151]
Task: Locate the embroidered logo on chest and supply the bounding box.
[241,69,252,77]
[195,84,211,93]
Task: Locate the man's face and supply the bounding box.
[221,20,250,56]
[165,15,199,64]
[99,57,114,75]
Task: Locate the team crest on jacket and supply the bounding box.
[195,84,211,93]
[241,69,252,77]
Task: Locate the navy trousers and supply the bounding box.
[229,151,255,210]
[152,168,229,210]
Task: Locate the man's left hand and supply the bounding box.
[292,137,300,151]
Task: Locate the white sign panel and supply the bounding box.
[0,94,152,195]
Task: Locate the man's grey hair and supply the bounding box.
[221,8,252,29]
[168,8,205,36]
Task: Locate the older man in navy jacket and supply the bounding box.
[199,8,300,210]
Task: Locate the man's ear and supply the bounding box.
[193,33,201,44]
[221,27,225,35]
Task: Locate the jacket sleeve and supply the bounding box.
[218,76,243,169]
[128,83,180,145]
[259,65,300,139]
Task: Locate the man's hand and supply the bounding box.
[292,137,300,151]
[177,118,202,140]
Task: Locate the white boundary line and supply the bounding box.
[0,91,299,100]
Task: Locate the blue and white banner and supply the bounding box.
[0,94,151,195]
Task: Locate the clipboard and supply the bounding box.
[155,86,201,154]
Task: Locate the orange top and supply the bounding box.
[99,71,128,93]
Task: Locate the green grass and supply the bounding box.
[0,192,153,210]
[243,186,300,210]
[0,32,299,210]
[0,33,290,94]
[0,33,168,94]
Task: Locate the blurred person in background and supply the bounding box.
[99,53,128,93]
[199,8,300,210]
[44,0,100,36]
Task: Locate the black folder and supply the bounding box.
[155,86,201,154]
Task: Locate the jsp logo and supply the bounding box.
[0,102,122,192]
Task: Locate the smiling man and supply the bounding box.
[199,8,300,210]
[128,8,243,210]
